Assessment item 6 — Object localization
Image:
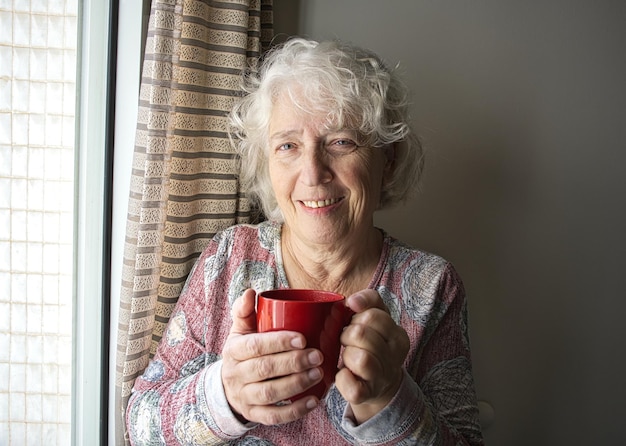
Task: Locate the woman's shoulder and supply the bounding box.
[383,232,451,274]
[213,220,280,243]
[205,220,281,261]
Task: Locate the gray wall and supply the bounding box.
[275,1,626,444]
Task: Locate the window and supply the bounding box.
[1,0,111,443]
[0,1,77,442]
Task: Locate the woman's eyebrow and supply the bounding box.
[269,129,302,141]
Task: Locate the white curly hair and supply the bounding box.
[229,37,424,221]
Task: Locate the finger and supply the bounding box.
[238,348,323,382]
[335,367,371,404]
[245,395,320,426]
[242,366,324,406]
[340,313,410,382]
[341,344,383,382]
[341,316,388,353]
[345,289,388,314]
[336,362,404,413]
[343,317,410,372]
[226,331,309,362]
[350,308,397,338]
[229,289,258,335]
[222,344,319,418]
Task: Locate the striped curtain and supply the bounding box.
[114,0,273,443]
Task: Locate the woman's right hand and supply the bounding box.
[221,289,324,425]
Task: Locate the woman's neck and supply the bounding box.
[281,224,383,296]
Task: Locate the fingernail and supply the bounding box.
[305,398,318,410]
[348,293,365,309]
[308,367,321,380]
[291,337,304,349]
[308,350,322,365]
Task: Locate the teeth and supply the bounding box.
[303,198,339,208]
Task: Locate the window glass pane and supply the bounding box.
[0,1,77,444]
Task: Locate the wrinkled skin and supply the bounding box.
[221,288,409,425]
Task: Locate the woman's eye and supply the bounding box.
[278,142,295,151]
[329,139,358,153]
[336,139,355,146]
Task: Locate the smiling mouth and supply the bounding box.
[301,198,342,209]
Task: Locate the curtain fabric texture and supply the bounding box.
[114,0,273,443]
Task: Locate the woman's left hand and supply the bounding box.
[336,289,410,424]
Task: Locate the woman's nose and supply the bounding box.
[299,148,333,186]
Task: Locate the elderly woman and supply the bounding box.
[127,38,484,445]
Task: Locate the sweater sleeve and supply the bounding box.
[339,262,484,445]
[126,238,252,445]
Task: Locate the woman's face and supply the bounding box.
[268,93,391,247]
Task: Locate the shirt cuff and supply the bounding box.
[341,369,424,444]
[202,359,259,438]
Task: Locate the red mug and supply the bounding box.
[256,289,353,401]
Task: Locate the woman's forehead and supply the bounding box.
[270,94,329,127]
[269,90,360,134]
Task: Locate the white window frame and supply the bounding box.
[74,0,113,443]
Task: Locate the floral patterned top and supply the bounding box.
[127,221,484,445]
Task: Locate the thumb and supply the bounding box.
[229,288,257,335]
[346,289,388,314]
